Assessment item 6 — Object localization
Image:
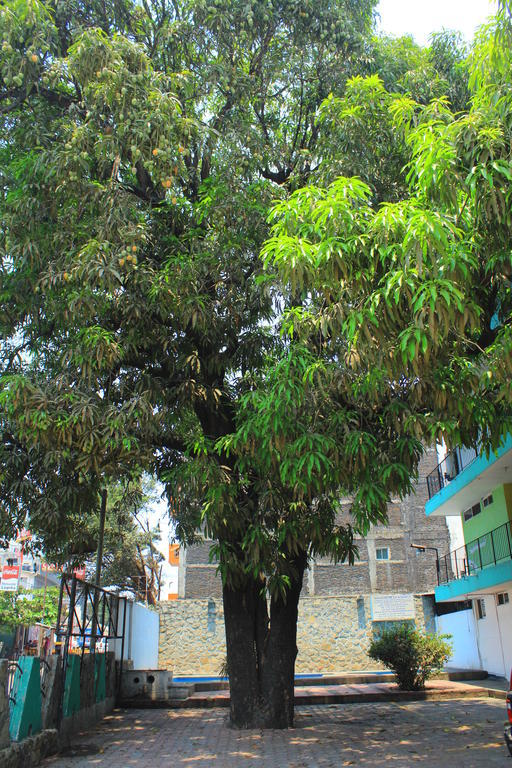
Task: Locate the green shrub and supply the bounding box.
[368,623,452,690]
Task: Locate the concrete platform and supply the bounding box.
[119,677,506,709]
[187,668,488,692]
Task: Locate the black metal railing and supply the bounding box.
[55,573,127,652]
[6,660,22,705]
[437,520,512,585]
[426,445,479,499]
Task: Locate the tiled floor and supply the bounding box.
[42,699,510,767]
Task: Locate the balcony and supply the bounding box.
[437,521,512,585]
[426,446,479,500]
[425,434,512,517]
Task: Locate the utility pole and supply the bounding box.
[91,488,108,652]
[94,488,108,587]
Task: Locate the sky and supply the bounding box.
[376,0,498,45]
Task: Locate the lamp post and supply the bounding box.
[411,543,440,586]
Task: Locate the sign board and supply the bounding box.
[371,593,415,621]
[41,562,59,573]
[41,563,86,580]
[0,565,20,591]
[169,544,180,566]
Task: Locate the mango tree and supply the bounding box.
[0,0,487,727]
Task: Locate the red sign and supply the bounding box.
[1,565,20,591]
[41,563,86,580]
[41,562,59,573]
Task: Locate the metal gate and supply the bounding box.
[55,574,128,699]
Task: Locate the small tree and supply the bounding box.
[0,587,60,631]
[368,623,452,690]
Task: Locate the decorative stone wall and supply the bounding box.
[296,596,375,672]
[158,594,435,675]
[159,599,227,676]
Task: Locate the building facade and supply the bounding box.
[426,435,512,678]
[0,540,61,593]
[159,449,451,674]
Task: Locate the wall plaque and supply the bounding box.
[371,593,416,621]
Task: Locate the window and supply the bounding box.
[356,598,366,629]
[475,598,486,619]
[482,494,494,508]
[463,502,481,522]
[497,592,509,606]
[376,547,390,561]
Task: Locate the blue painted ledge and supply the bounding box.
[435,559,512,601]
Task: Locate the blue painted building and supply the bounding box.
[425,438,512,677]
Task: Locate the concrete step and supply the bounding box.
[181,668,488,693]
[118,679,505,709]
[167,684,195,700]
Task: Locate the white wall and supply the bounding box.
[128,602,160,669]
[113,600,160,670]
[474,596,503,675]
[498,596,512,680]
[497,596,512,680]
[437,609,481,670]
[446,516,465,551]
[473,588,512,679]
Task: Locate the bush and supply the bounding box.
[368,623,452,690]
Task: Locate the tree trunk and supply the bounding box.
[223,551,307,729]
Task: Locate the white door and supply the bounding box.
[474,597,506,677]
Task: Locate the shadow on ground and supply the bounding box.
[42,699,508,768]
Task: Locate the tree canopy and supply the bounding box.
[1,0,510,728]
[0,586,60,630]
[263,7,512,457]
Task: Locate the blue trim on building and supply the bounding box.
[426,434,512,516]
[435,559,512,601]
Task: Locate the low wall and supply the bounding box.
[58,652,117,742]
[0,730,59,768]
[0,652,118,768]
[158,594,435,675]
[0,661,10,748]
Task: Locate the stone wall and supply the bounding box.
[159,599,227,676]
[158,594,435,675]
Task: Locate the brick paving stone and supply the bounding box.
[41,699,509,768]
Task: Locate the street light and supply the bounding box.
[411,543,440,586]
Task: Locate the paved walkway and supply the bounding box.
[42,699,509,767]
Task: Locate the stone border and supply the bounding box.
[0,729,59,768]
